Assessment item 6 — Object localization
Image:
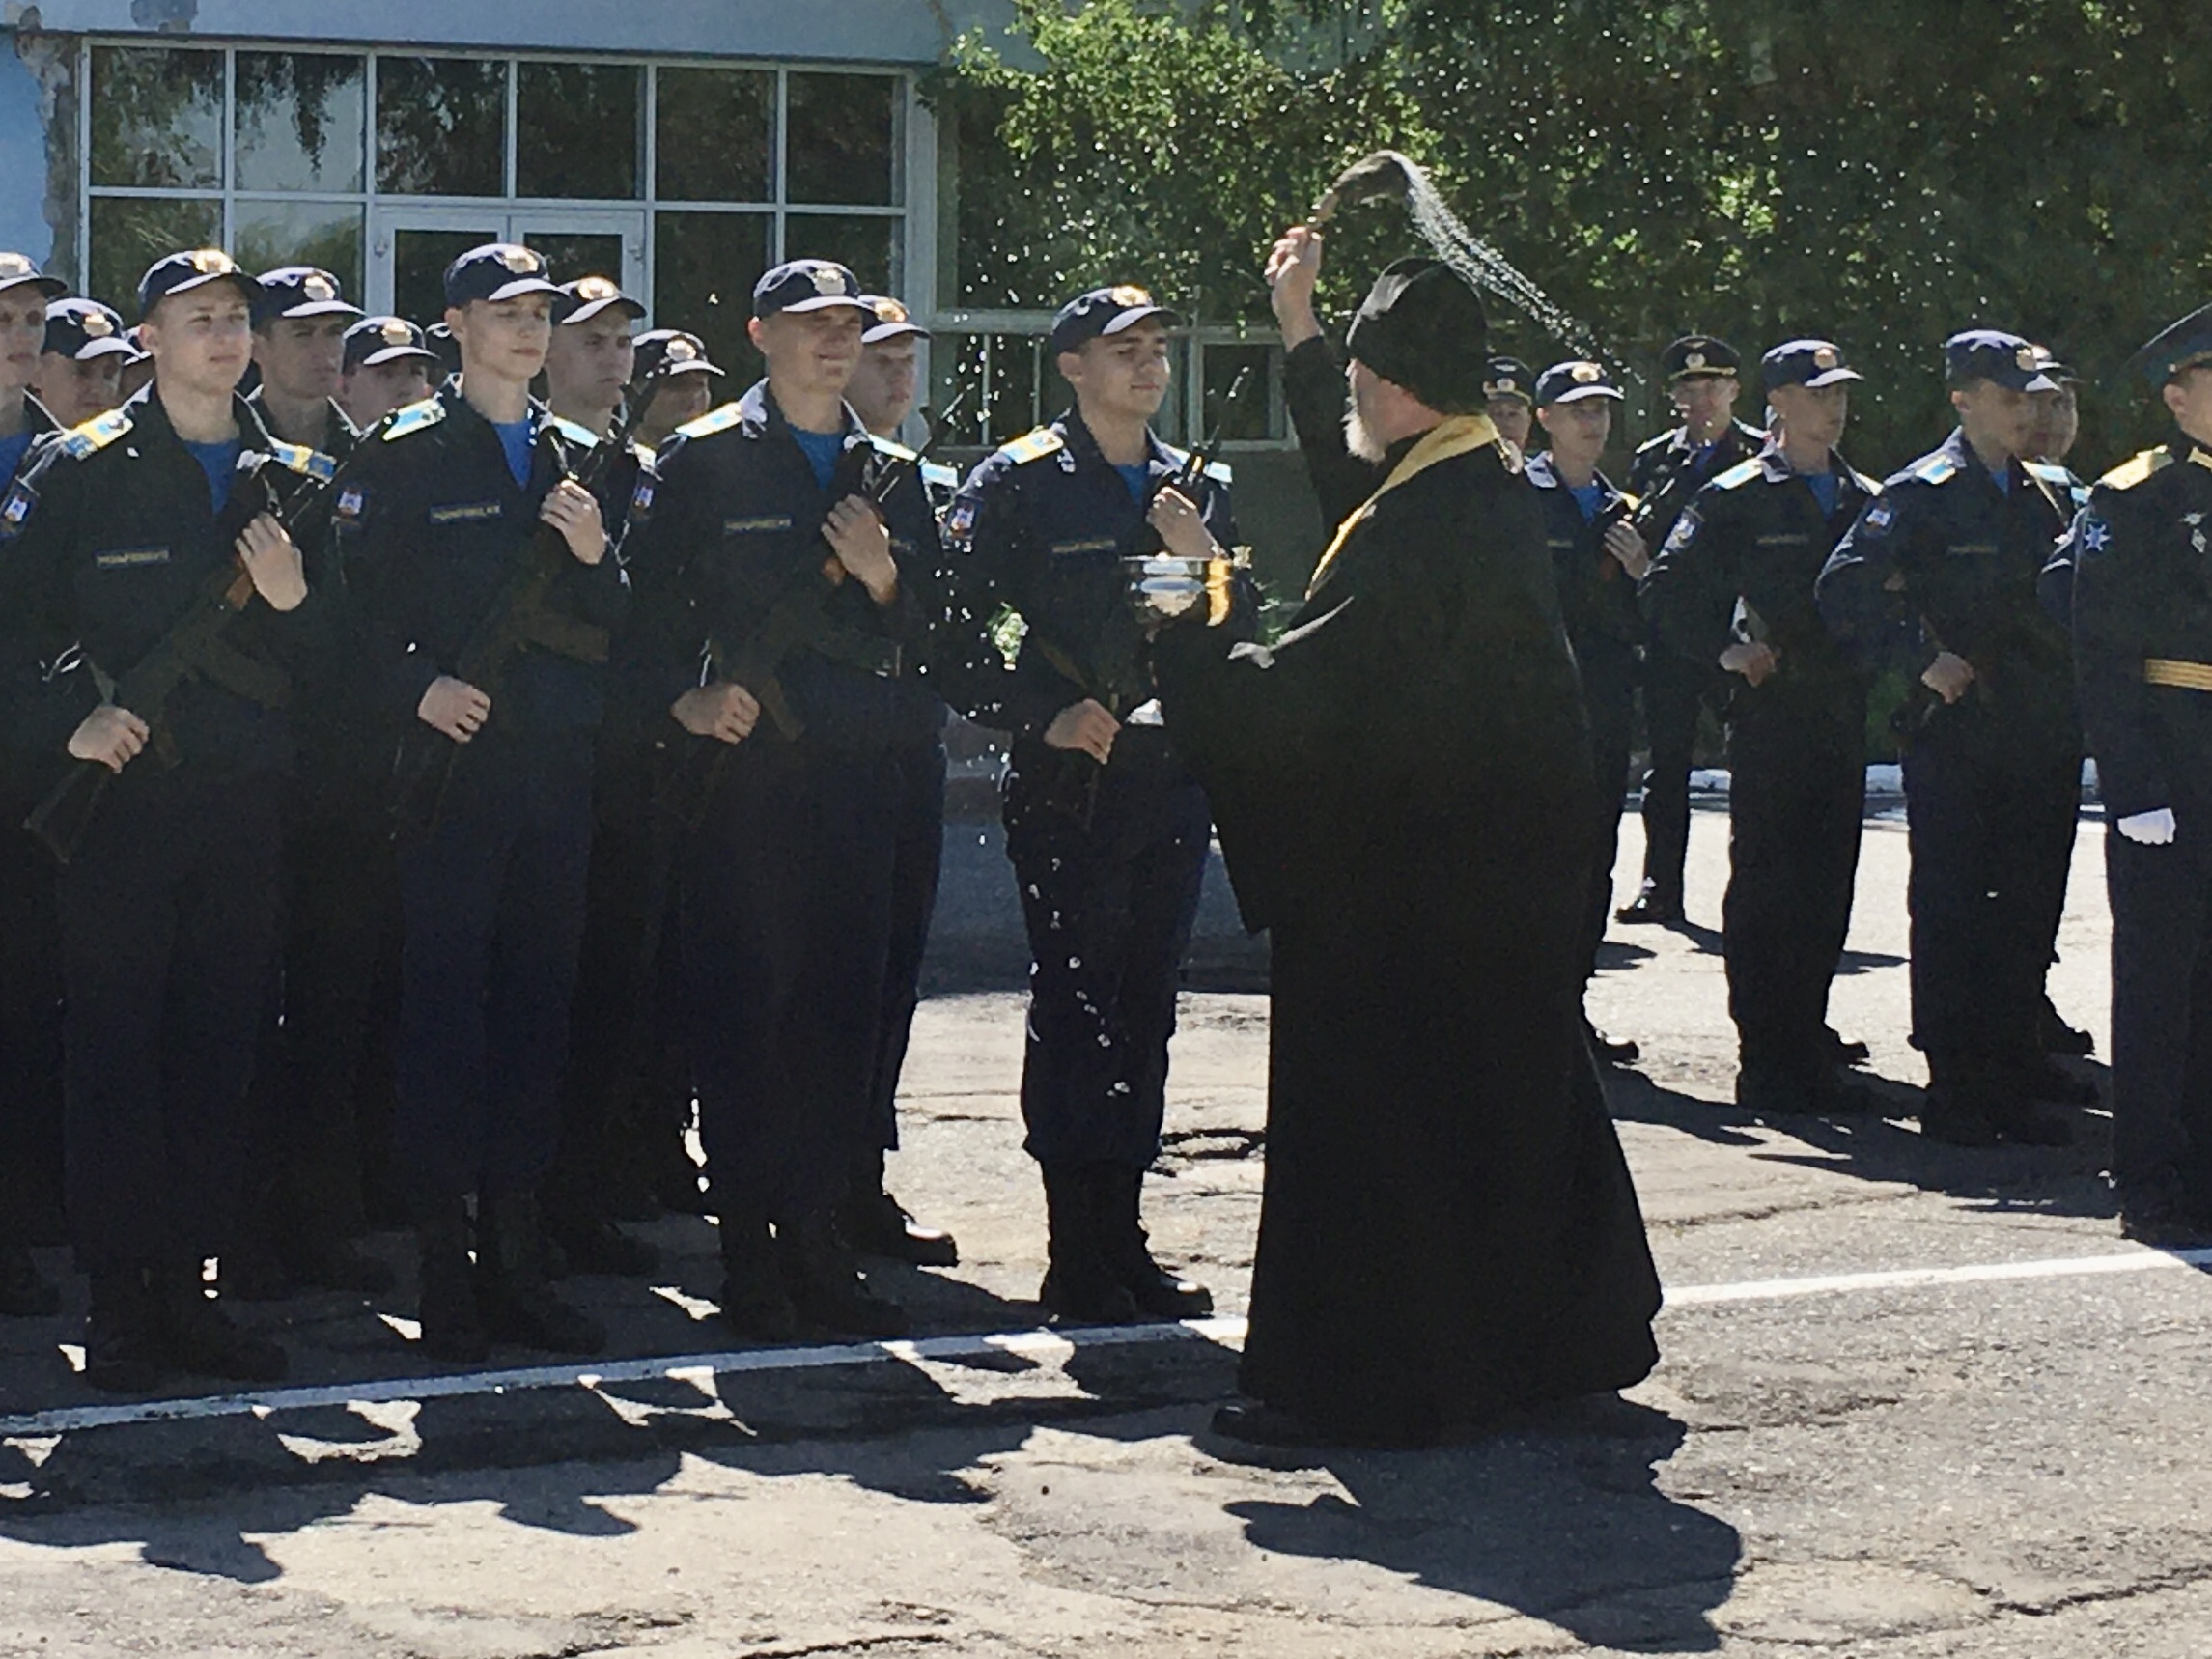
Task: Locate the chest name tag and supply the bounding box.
[723,515,794,534]
[1546,537,1578,552]
[430,501,502,525]
[1945,541,2000,557]
[1047,536,1120,556]
[96,546,170,570]
[1755,532,1811,548]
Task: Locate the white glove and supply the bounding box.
[2116,807,2177,845]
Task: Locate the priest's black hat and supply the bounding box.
[1345,258,1489,413]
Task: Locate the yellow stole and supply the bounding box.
[1305,413,1501,599]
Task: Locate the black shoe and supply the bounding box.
[80,1268,170,1394]
[1918,1087,2005,1147]
[2038,995,2096,1058]
[2002,1054,2101,1110]
[1210,1402,1330,1448]
[215,1239,294,1304]
[1810,1067,1881,1116]
[2119,1182,2212,1248]
[1038,1165,1141,1325]
[1824,1026,1872,1066]
[1584,1020,1640,1067]
[477,1190,606,1355]
[839,1186,960,1269]
[778,1214,909,1338]
[1096,1165,1213,1318]
[0,1242,61,1318]
[716,1208,798,1341]
[416,1201,490,1364]
[290,1235,398,1295]
[1981,1093,2077,1147]
[1614,885,1682,924]
[154,1270,289,1383]
[546,1213,660,1279]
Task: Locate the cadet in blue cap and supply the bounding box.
[250,266,362,458]
[0,251,67,1321]
[2067,303,2212,1243]
[338,315,436,431]
[341,241,618,1362]
[629,329,720,452]
[0,246,331,1389]
[942,282,1234,1325]
[32,296,132,431]
[629,257,942,1339]
[1480,354,1536,451]
[1643,340,1882,1115]
[1817,329,2085,1146]
[1528,357,1649,1067]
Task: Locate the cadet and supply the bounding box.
[31,296,133,429]
[1529,359,1649,1066]
[630,329,721,451]
[2068,306,2212,1243]
[1622,336,1768,925]
[338,315,437,432]
[0,252,66,1320]
[1481,354,1535,452]
[833,292,960,1267]
[1816,331,2081,1145]
[116,327,154,403]
[634,258,938,1339]
[250,266,361,456]
[544,277,645,444]
[0,248,327,1390]
[345,243,618,1362]
[1642,340,1879,1115]
[945,285,1226,1325]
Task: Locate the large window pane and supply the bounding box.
[655,68,771,203]
[392,227,499,327]
[518,62,640,200]
[236,52,366,193]
[786,73,898,207]
[936,334,1049,449]
[653,211,770,388]
[376,57,505,197]
[783,212,895,294]
[88,196,221,315]
[522,231,624,288]
[233,201,365,298]
[90,45,222,189]
[1199,342,1280,442]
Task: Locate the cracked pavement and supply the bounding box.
[4,806,2210,1657]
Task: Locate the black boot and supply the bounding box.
[476,1189,606,1355]
[716,1204,798,1341]
[1038,1165,1140,1325]
[81,1265,169,1394]
[778,1211,908,1338]
[1097,1165,1213,1318]
[415,1197,490,1364]
[0,1241,60,1318]
[839,1148,958,1268]
[154,1262,288,1383]
[2037,993,2095,1057]
[545,1209,661,1279]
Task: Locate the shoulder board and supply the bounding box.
[868,435,920,464]
[549,414,602,450]
[1710,459,1763,492]
[1634,430,1672,455]
[2024,460,2078,489]
[995,428,1065,466]
[1911,453,1960,486]
[674,402,743,442]
[1159,444,1233,486]
[381,398,446,441]
[266,438,338,482]
[1851,468,1883,496]
[1615,488,1639,510]
[58,408,132,461]
[921,460,958,491]
[2098,448,2171,492]
[632,440,657,468]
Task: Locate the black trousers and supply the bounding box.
[1003,756,1209,1170]
[1578,649,1638,994]
[1638,652,1715,902]
[394,741,595,1204]
[865,740,947,1159]
[0,814,64,1246]
[1902,725,2081,1082]
[1723,683,1867,1081]
[2106,824,2212,1196]
[685,741,897,1220]
[59,768,283,1272]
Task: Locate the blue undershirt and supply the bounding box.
[0,429,32,483]
[182,436,242,514]
[1113,462,1152,503]
[1806,471,1840,516]
[490,417,534,489]
[791,425,846,490]
[1567,482,1607,523]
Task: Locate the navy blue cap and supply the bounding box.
[860,295,930,345]
[1944,329,2058,393]
[136,247,259,319]
[553,275,645,326]
[753,259,868,319]
[344,314,436,372]
[632,328,721,380]
[257,265,360,323]
[2132,305,2212,386]
[1761,339,1862,392]
[1482,355,1536,404]
[42,297,133,361]
[443,243,561,309]
[1661,334,1741,380]
[1534,359,1625,407]
[0,252,65,301]
[1050,285,1184,355]
[2027,345,2082,385]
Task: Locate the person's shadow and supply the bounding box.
[1219,1398,1738,1651]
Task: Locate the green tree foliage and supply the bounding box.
[936,0,2212,469]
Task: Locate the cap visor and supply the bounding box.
[1802,367,1862,387]
[355,345,438,367]
[2021,371,2059,393]
[70,338,138,361]
[1547,384,1624,404]
[153,269,262,310]
[1667,367,1737,381]
[275,299,364,320]
[656,358,723,377]
[480,276,564,304]
[0,273,67,300]
[861,320,931,345]
[773,294,871,315]
[560,295,646,325]
[1100,305,1185,336]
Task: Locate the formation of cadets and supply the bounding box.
[0,225,2207,1395]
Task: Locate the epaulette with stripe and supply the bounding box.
[1712,458,1762,490]
[266,438,338,482]
[1852,468,1884,497]
[995,427,1065,466]
[921,460,958,492]
[58,408,132,461]
[380,398,446,441]
[2098,448,2171,492]
[549,414,602,450]
[1911,452,1961,486]
[869,434,920,464]
[1162,444,1232,485]
[674,402,743,441]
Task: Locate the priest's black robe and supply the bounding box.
[1153,355,1662,1441]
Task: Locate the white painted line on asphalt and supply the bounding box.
[4,1248,2209,1442]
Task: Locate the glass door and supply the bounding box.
[509,209,648,307]
[368,206,502,323]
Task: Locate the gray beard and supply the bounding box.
[1344,407,1386,463]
